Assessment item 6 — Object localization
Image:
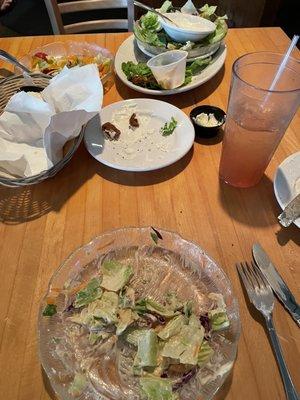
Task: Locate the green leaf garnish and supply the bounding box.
[74,277,103,308]
[160,117,177,136]
[42,304,57,317]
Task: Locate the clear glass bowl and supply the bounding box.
[16,41,114,91]
[39,227,240,400]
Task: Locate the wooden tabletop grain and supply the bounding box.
[0,28,299,400]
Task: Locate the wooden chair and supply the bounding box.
[44,0,134,34]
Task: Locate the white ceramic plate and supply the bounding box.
[84,98,195,172]
[136,38,220,61]
[274,151,300,228]
[115,35,226,95]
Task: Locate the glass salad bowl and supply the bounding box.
[16,41,114,90]
[39,227,240,400]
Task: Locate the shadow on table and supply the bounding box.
[114,66,225,110]
[275,224,300,247]
[41,367,58,400]
[0,145,93,224]
[195,128,224,146]
[94,146,193,187]
[218,174,279,227]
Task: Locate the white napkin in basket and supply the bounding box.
[0,64,103,178]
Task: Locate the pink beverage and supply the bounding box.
[219,52,300,188]
[219,115,283,188]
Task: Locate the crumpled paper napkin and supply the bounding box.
[0,63,103,178]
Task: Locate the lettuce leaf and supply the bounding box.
[199,4,217,19]
[134,329,158,369]
[202,15,228,44]
[161,324,204,365]
[208,293,230,331]
[141,11,160,31]
[159,0,173,13]
[101,260,133,292]
[157,315,186,340]
[74,277,103,308]
[123,327,149,347]
[135,298,179,318]
[140,376,177,400]
[198,340,214,365]
[116,308,138,336]
[93,291,119,324]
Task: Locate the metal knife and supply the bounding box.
[252,243,300,327]
[278,193,300,227]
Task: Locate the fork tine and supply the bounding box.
[243,261,259,290]
[251,261,272,290]
[236,262,254,296]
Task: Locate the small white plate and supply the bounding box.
[274,151,300,228]
[115,35,226,96]
[84,98,195,172]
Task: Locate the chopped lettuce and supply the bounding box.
[209,310,230,331]
[116,308,138,336]
[68,373,87,397]
[134,330,158,369]
[140,11,161,31]
[93,291,119,324]
[42,304,57,317]
[101,260,133,292]
[161,324,204,365]
[158,315,186,340]
[159,0,172,13]
[208,293,230,331]
[202,15,228,44]
[140,376,177,400]
[119,286,135,308]
[135,298,179,318]
[74,277,103,308]
[123,327,149,347]
[89,331,110,345]
[198,340,214,365]
[199,4,217,19]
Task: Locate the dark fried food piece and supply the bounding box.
[129,113,139,129]
[102,122,121,141]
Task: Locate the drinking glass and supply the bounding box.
[219,52,300,188]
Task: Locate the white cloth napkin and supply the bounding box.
[0,64,103,178]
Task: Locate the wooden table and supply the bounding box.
[0,28,299,400]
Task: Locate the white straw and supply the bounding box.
[268,34,299,92]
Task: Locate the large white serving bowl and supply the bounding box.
[161,13,216,43]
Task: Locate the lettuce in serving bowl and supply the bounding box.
[134,1,228,58]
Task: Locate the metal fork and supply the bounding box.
[237,261,299,400]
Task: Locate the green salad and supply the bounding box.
[134,1,228,51]
[122,56,212,90]
[44,256,230,400]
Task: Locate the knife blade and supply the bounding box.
[278,193,300,227]
[252,243,300,327]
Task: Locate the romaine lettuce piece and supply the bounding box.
[140,376,178,400]
[74,277,102,308]
[157,315,186,340]
[89,331,110,345]
[135,298,179,318]
[134,329,158,369]
[161,325,204,365]
[119,286,135,308]
[199,4,217,18]
[116,309,138,336]
[207,293,230,331]
[101,260,133,292]
[141,11,160,31]
[209,310,230,331]
[123,327,149,347]
[159,0,172,13]
[198,340,214,365]
[68,373,87,397]
[93,291,119,324]
[203,15,228,44]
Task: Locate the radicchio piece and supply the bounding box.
[200,313,211,338]
[157,315,166,325]
[161,372,168,378]
[172,368,197,391]
[102,122,121,141]
[129,113,139,129]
